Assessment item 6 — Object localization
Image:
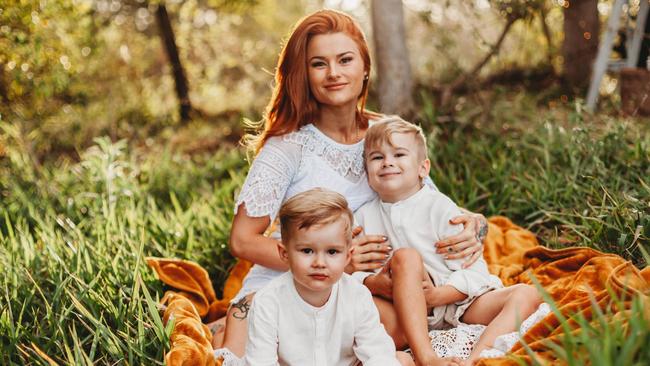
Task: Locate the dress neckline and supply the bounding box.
[305,124,364,150]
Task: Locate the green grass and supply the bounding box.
[1,133,246,364]
[1,94,649,364]
[423,93,649,266]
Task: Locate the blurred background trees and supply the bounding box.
[1,0,648,161]
[562,0,599,90]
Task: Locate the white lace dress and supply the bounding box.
[231,123,377,303]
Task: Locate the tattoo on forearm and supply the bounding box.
[477,218,488,243]
[231,297,251,320]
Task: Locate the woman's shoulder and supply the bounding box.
[278,124,317,145]
[257,127,314,159]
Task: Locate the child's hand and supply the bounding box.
[422,274,436,312]
[345,226,392,273]
[364,264,393,299]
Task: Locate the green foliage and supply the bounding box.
[489,0,545,20]
[0,0,96,117]
[424,93,649,266]
[0,130,246,364]
[1,93,649,362]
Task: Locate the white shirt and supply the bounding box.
[353,185,503,298]
[232,121,438,302]
[244,272,401,366]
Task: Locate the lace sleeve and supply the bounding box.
[235,136,301,220]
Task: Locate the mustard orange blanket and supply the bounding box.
[147,216,650,366]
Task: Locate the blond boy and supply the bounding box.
[354,119,542,366]
[244,188,412,366]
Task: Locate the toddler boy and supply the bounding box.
[244,188,412,366]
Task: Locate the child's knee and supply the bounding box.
[391,248,423,272]
[510,284,543,312]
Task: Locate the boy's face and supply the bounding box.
[278,217,352,307]
[365,132,430,203]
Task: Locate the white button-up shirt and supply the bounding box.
[353,185,502,299]
[244,272,401,366]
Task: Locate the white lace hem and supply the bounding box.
[428,303,551,360]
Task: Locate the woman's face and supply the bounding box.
[306,32,366,110]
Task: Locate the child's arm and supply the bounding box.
[243,297,280,366]
[353,286,402,366]
[431,194,472,272]
[433,195,498,303]
[424,284,468,308]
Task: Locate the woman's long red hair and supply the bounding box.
[247,9,376,154]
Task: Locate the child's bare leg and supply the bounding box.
[374,288,463,366]
[461,284,542,364]
[391,248,461,366]
[397,351,415,366]
[373,296,409,349]
[219,293,255,356]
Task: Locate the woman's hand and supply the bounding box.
[435,212,488,269]
[345,226,392,273]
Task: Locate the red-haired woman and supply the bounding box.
[216,8,487,364]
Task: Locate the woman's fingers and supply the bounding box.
[353,234,389,247]
[461,247,483,268]
[435,213,484,264]
[356,243,392,256]
[354,262,384,271]
[444,243,475,260]
[353,252,389,268]
[436,232,474,254]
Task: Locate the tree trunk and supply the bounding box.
[638,6,650,69]
[0,65,7,104]
[370,0,413,116]
[562,0,600,91]
[155,3,191,123]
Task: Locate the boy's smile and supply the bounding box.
[279,217,351,307]
[365,132,430,203]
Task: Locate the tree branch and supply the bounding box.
[452,16,517,90]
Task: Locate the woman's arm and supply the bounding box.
[230,203,289,271]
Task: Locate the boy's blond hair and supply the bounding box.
[279,188,353,245]
[364,116,428,161]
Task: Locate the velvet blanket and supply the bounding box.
[147,216,650,365]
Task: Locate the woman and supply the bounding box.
[218,9,488,359]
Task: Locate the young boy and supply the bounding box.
[354,119,543,366]
[244,188,412,366]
